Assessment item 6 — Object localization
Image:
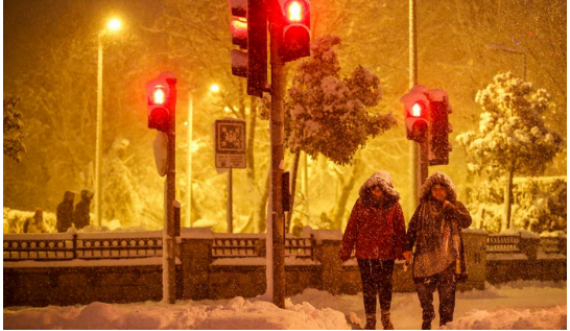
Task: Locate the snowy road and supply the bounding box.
[3,281,566,330]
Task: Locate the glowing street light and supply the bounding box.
[108,19,121,31]
[94,18,122,227]
[210,84,220,93]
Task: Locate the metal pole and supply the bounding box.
[409,0,424,212]
[164,77,177,304]
[187,94,193,228]
[227,168,233,233]
[95,34,104,227]
[269,0,286,309]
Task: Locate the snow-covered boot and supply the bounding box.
[364,314,377,330]
[380,311,394,330]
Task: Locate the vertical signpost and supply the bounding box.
[227,0,310,308]
[214,119,247,233]
[146,71,178,304]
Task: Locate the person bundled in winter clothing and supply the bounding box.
[23,209,48,234]
[402,172,472,330]
[339,171,406,330]
[56,191,75,233]
[73,189,94,230]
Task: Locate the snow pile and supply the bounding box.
[441,305,567,330]
[3,207,57,234]
[499,227,540,238]
[540,230,567,238]
[3,297,348,330]
[303,227,342,241]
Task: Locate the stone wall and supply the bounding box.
[3,265,181,307]
[486,236,567,284]
[3,231,565,307]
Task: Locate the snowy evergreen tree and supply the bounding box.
[456,72,563,231]
[3,95,26,163]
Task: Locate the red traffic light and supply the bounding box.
[400,88,430,143]
[230,19,248,49]
[286,0,305,22]
[410,101,427,117]
[146,73,176,132]
[228,0,267,97]
[152,87,166,105]
[280,0,310,62]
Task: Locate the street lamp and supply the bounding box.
[186,84,220,228]
[95,18,121,228]
[486,43,527,81]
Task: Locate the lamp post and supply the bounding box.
[486,43,527,81]
[94,18,121,228]
[185,84,220,228]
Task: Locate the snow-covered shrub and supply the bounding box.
[457,72,563,231]
[284,35,396,165]
[467,177,566,234]
[3,207,57,234]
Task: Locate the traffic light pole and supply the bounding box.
[409,0,428,211]
[268,0,286,309]
[164,77,177,304]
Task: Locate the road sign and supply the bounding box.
[153,131,168,176]
[214,119,247,169]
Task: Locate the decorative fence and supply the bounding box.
[486,235,521,254]
[210,234,314,259]
[4,232,315,262]
[3,232,164,262]
[4,231,566,263]
[3,229,566,307]
[540,237,567,255]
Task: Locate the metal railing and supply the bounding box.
[211,234,315,260]
[540,237,566,255]
[4,232,163,262]
[4,232,315,262]
[486,235,521,254]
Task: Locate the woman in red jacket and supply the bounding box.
[339,171,406,330]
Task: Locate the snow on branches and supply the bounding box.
[456,72,563,177]
[3,95,26,163]
[285,35,396,165]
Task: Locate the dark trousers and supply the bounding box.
[414,262,457,327]
[357,259,395,315]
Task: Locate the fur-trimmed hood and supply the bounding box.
[359,171,400,208]
[419,171,457,203]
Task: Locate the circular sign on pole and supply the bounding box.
[153,131,169,176]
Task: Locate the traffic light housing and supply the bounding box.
[280,0,311,62]
[426,89,452,166]
[146,72,176,132]
[229,0,267,97]
[400,87,430,143]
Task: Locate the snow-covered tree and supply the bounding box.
[282,35,396,229]
[3,95,26,163]
[456,72,563,231]
[286,35,395,165]
[102,139,143,228]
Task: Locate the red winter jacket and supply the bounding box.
[339,199,406,261]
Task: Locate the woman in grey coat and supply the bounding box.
[402,172,472,330]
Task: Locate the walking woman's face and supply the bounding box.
[431,184,447,202]
[371,186,383,198]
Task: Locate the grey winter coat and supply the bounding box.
[403,172,472,278]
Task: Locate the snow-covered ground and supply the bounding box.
[3,281,566,330]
